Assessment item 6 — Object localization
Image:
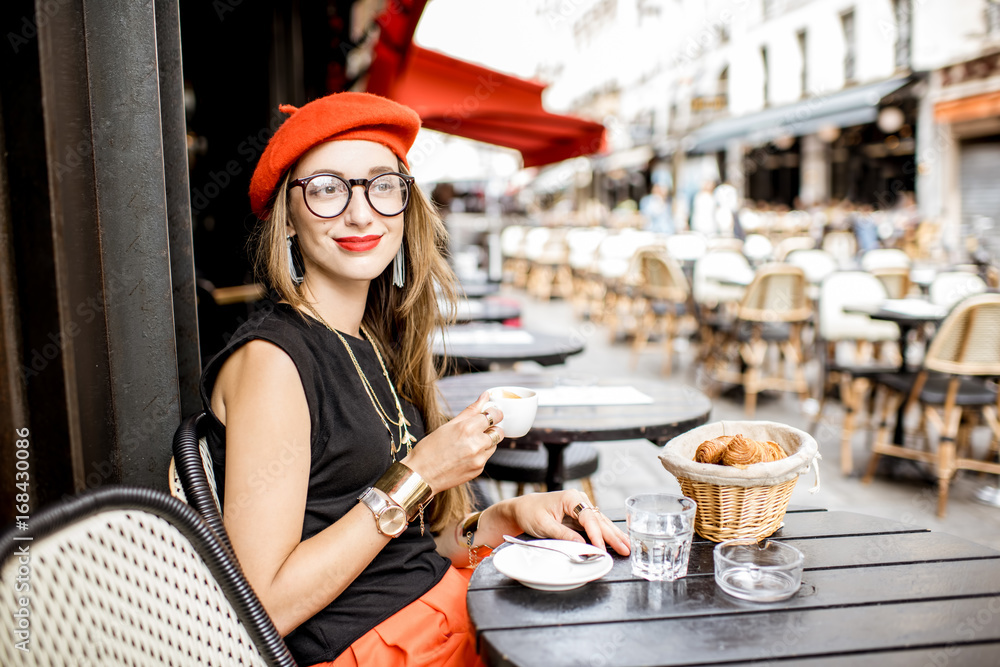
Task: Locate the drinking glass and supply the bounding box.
[625,493,696,581]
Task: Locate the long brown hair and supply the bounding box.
[251,163,471,533]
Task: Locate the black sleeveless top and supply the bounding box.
[199,299,450,665]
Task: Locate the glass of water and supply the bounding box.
[625,493,697,581]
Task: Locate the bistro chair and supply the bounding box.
[741,233,774,265]
[821,231,858,268]
[706,263,812,416]
[483,444,599,503]
[170,411,228,551]
[813,272,900,474]
[785,248,838,300]
[860,248,911,272]
[691,250,753,365]
[863,294,1000,517]
[663,232,707,265]
[0,486,296,666]
[870,266,913,299]
[500,224,529,288]
[566,226,608,316]
[525,227,573,301]
[772,235,816,261]
[929,271,987,309]
[629,246,691,375]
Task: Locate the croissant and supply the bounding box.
[694,433,788,467]
[694,436,731,464]
[720,434,760,467]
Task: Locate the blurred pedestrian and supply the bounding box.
[690,181,717,235]
[640,184,674,234]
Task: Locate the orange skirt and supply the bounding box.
[317,566,486,667]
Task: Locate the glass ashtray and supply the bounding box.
[714,538,804,602]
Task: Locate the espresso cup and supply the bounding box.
[484,386,538,438]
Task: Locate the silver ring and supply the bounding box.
[572,502,599,520]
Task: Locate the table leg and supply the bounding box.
[544,443,569,492]
[892,323,915,446]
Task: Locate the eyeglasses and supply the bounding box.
[289,172,415,218]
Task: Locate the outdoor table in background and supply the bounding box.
[433,325,584,374]
[437,371,712,490]
[468,508,1000,666]
[452,296,522,324]
[459,281,502,298]
[844,298,948,372]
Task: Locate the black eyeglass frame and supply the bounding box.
[288,172,415,219]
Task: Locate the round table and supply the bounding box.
[452,297,522,324]
[437,371,713,490]
[433,325,585,374]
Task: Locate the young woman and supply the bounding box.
[199,92,629,666]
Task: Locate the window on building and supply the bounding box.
[894,0,912,69]
[797,29,808,97]
[988,0,1000,36]
[761,46,770,105]
[841,10,856,83]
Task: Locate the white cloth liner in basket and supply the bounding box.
[659,420,822,491]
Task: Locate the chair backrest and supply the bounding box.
[522,227,552,261]
[821,231,857,266]
[772,235,816,261]
[929,271,988,308]
[818,271,899,342]
[0,486,296,666]
[785,249,838,285]
[634,246,689,302]
[692,250,754,306]
[664,232,707,263]
[871,266,912,299]
[171,412,229,552]
[742,234,774,264]
[860,248,911,271]
[500,225,526,258]
[924,294,1000,375]
[595,230,656,280]
[738,263,812,323]
[565,227,607,270]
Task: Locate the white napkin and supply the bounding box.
[536,386,654,407]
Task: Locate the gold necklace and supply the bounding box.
[302,303,417,459]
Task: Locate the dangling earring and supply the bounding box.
[392,243,405,288]
[287,235,304,285]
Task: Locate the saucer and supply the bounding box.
[492,539,613,591]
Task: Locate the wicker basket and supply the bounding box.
[659,421,820,542]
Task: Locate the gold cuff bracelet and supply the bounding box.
[374,462,433,522]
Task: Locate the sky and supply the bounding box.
[414,0,548,80]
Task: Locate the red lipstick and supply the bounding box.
[335,235,382,252]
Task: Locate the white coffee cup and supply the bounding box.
[484,386,538,438]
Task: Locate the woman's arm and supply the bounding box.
[214,340,391,636]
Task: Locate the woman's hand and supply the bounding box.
[401,391,504,494]
[499,491,630,556]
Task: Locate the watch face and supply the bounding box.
[379,505,407,536]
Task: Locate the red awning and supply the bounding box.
[366,3,605,167]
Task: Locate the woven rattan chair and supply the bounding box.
[863,294,1000,517]
[812,272,900,474]
[170,412,229,552]
[0,486,296,666]
[871,266,912,299]
[706,263,813,416]
[629,246,691,375]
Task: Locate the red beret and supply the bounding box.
[249,92,422,217]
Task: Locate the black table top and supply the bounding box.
[453,297,523,324]
[437,371,713,446]
[467,508,1000,666]
[433,325,585,372]
[844,300,948,327]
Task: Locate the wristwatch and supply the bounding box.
[358,487,408,538]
